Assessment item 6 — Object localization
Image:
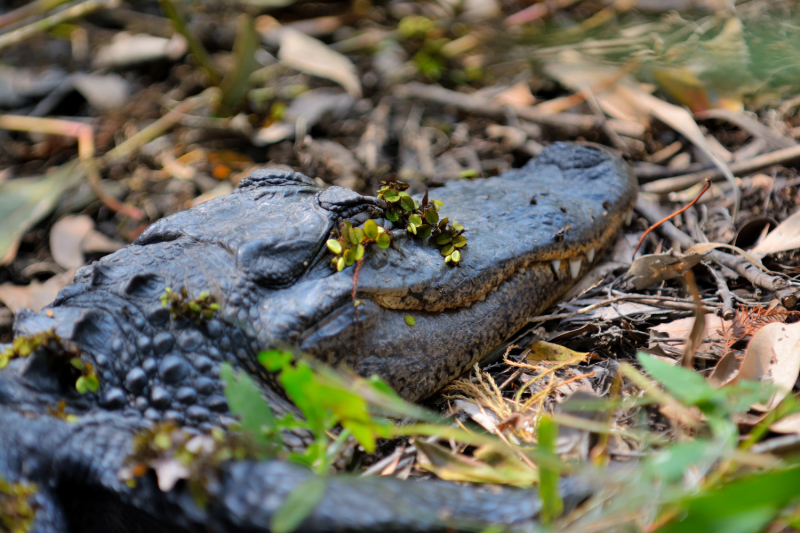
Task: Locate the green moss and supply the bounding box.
[0,477,37,533]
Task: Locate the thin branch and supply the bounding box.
[634,177,711,255]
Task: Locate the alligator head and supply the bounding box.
[0,142,636,533]
[2,142,635,426]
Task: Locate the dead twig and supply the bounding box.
[635,197,790,292]
[642,145,800,194]
[705,263,735,320]
[634,177,711,255]
[393,82,629,137]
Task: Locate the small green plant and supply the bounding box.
[327,181,467,271]
[0,330,97,394]
[160,287,220,322]
[256,350,394,474]
[0,477,37,533]
[70,357,99,394]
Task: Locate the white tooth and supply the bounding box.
[569,258,582,279]
[477,293,487,302]
[587,247,595,263]
[625,211,633,226]
[551,259,561,275]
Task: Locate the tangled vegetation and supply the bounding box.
[0,478,37,533]
[160,287,220,322]
[326,181,467,271]
[0,330,97,395]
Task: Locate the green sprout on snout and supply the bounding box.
[327,181,467,271]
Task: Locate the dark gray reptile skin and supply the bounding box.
[0,142,636,532]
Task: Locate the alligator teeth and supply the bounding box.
[587,247,595,263]
[551,259,561,276]
[625,211,633,226]
[569,258,582,279]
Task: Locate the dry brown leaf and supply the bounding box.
[50,215,124,269]
[737,322,800,411]
[50,215,94,269]
[453,399,500,433]
[752,209,800,258]
[414,440,536,486]
[0,269,75,313]
[770,413,800,435]
[492,82,535,108]
[708,351,740,388]
[627,251,703,290]
[542,59,650,125]
[278,28,361,97]
[527,341,589,363]
[649,314,730,356]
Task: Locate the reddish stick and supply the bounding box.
[634,177,713,256]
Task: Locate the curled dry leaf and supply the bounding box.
[50,215,124,269]
[0,270,75,314]
[627,251,703,290]
[752,209,800,258]
[527,341,589,363]
[649,314,731,358]
[50,215,94,269]
[737,322,800,412]
[278,28,362,98]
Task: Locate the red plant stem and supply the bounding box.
[634,177,712,256]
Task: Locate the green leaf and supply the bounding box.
[386,209,399,222]
[336,256,345,271]
[657,466,800,533]
[433,200,443,210]
[363,219,378,239]
[258,350,292,371]
[326,239,342,255]
[221,362,279,455]
[354,244,365,261]
[435,234,451,245]
[75,376,87,394]
[377,233,391,249]
[0,161,85,266]
[637,352,718,406]
[404,315,416,326]
[452,235,467,248]
[271,477,327,533]
[400,196,415,211]
[349,228,365,245]
[416,225,432,239]
[383,189,400,202]
[440,244,454,256]
[85,375,99,393]
[219,14,258,112]
[424,209,439,224]
[453,222,464,232]
[159,0,222,85]
[450,250,461,263]
[409,214,422,226]
[407,224,417,235]
[343,248,355,266]
[537,416,563,524]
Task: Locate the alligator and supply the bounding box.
[0,142,636,533]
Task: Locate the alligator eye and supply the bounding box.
[235,239,316,288]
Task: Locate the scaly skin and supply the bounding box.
[0,142,636,533]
